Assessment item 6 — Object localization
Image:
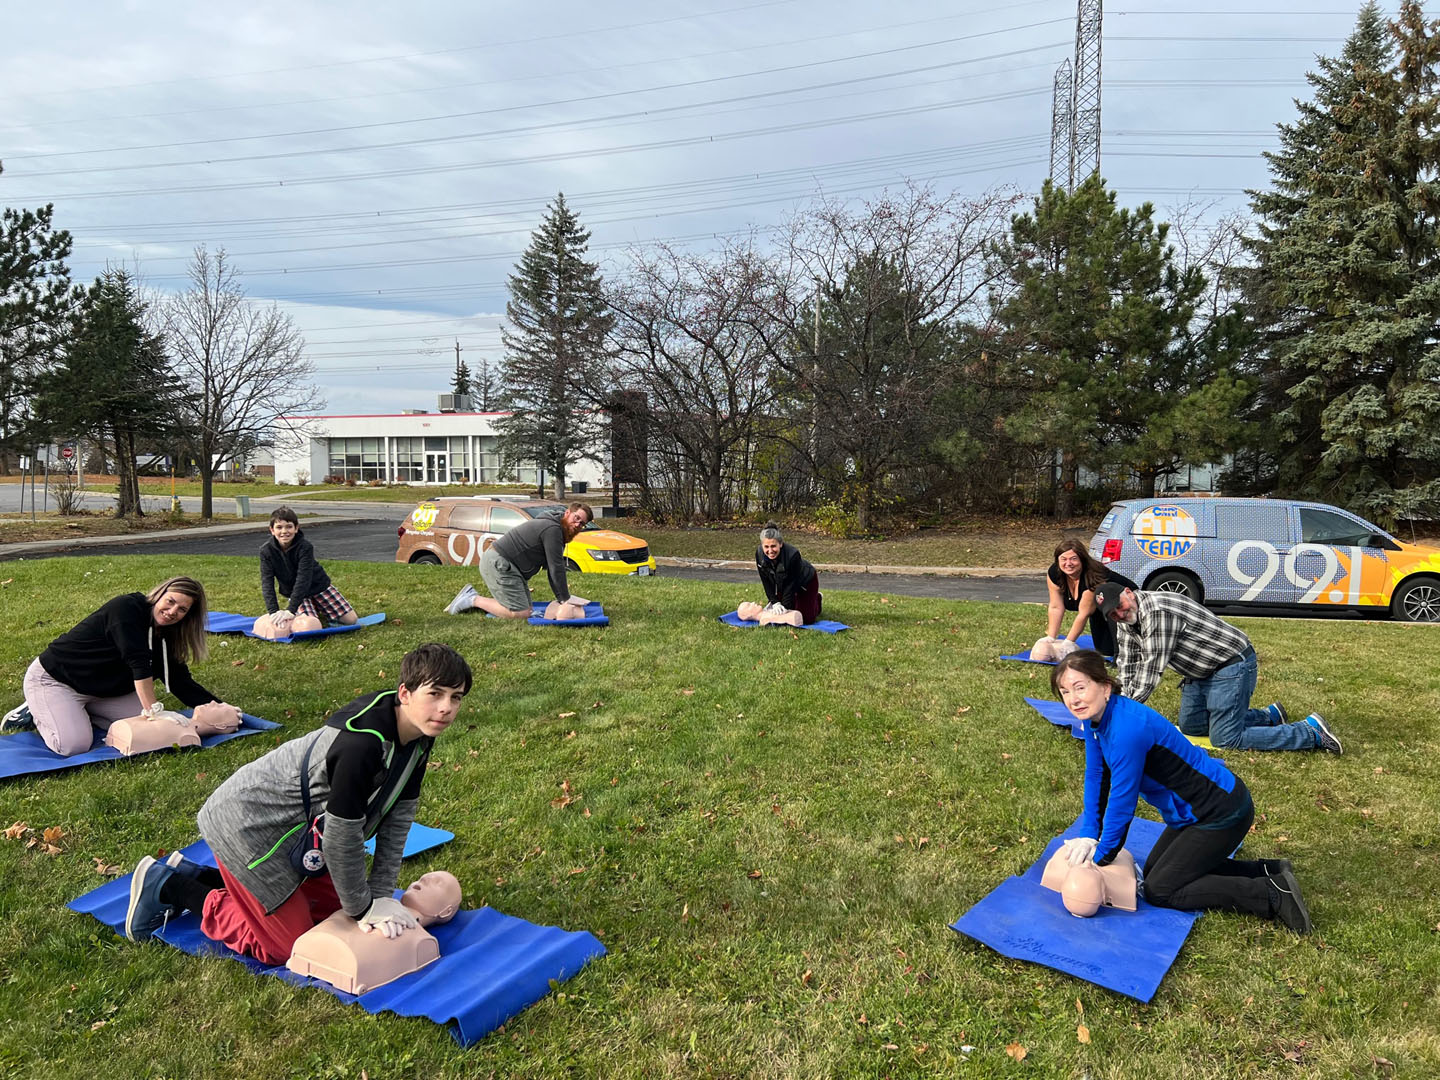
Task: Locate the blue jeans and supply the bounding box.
[1177,652,1317,751]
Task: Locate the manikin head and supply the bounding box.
[1062,863,1107,917]
[401,870,462,926]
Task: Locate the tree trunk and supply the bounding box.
[553,464,565,502]
[856,481,872,534]
[704,446,724,521]
[199,450,214,520]
[1056,451,1078,519]
[1136,466,1159,498]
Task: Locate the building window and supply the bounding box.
[325,437,384,482]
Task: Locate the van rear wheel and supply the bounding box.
[1146,569,1202,603]
[410,552,442,566]
[1391,576,1440,622]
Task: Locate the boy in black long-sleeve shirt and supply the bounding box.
[257,506,357,634]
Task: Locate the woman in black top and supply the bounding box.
[753,522,822,624]
[1044,540,1137,657]
[19,576,237,756]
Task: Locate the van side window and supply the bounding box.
[448,505,488,531]
[489,507,527,534]
[1300,508,1373,545]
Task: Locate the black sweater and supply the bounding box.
[260,530,333,614]
[38,593,216,705]
[493,516,572,602]
[755,542,816,608]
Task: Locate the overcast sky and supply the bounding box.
[3,1,1389,413]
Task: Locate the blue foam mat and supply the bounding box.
[1025,696,1085,739]
[69,831,604,1047]
[527,601,609,627]
[718,611,851,633]
[207,611,387,643]
[950,816,1200,1002]
[0,711,281,780]
[1001,634,1100,664]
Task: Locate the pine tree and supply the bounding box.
[498,194,613,499]
[0,179,76,472]
[451,341,471,398]
[996,175,1235,516]
[32,268,182,516]
[1241,1,1440,521]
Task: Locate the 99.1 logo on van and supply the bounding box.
[1131,505,1197,560]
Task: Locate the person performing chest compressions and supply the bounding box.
[737,522,823,627]
[1032,540,1137,662]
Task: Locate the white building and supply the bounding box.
[269,397,606,489]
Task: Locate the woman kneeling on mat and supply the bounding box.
[18,576,241,757]
[1052,650,1313,933]
[1036,540,1137,660]
[740,522,821,626]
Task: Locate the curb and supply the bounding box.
[0,516,380,559]
[654,556,1046,578]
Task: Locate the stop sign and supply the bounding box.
[61,445,75,460]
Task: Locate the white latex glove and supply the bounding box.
[765,601,787,615]
[565,596,590,608]
[1062,836,1099,867]
[358,896,420,939]
[1052,638,1079,660]
[143,701,166,719]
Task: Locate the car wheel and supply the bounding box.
[1390,576,1440,622]
[1146,569,1202,603]
[410,552,442,566]
[565,558,581,572]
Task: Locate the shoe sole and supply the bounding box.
[445,587,476,615]
[1309,715,1343,754]
[124,857,159,942]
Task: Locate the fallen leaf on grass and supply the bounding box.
[679,688,695,696]
[1077,1024,1091,1044]
[1076,998,1084,1015]
[231,660,246,667]
[881,1043,899,1051]
[748,869,763,879]
[801,969,812,985]
[92,857,124,876]
[1005,1042,1027,1062]
[43,826,65,845]
[1373,1056,1395,1074]
[559,711,577,719]
[5,821,30,840]
[564,730,577,740]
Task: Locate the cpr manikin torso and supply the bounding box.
[286,871,462,994]
[1039,847,1139,916]
[737,601,802,627]
[1030,637,1078,663]
[542,601,587,622]
[104,703,243,756]
[252,612,323,637]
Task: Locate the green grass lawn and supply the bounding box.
[0,557,1436,1078]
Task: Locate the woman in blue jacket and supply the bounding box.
[1051,649,1313,932]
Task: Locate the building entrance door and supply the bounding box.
[425,451,448,483]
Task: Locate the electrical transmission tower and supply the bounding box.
[1049,60,1074,185]
[1048,0,1103,190]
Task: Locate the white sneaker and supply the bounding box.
[0,703,34,733]
[445,584,478,615]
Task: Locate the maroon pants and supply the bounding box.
[794,574,823,625]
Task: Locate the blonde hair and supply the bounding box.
[145,576,209,665]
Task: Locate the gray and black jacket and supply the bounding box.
[197,690,431,915]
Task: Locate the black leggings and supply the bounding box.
[1142,789,1275,918]
[1087,611,1118,656]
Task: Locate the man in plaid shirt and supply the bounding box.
[1093,582,1342,754]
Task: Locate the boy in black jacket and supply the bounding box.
[258,507,357,634]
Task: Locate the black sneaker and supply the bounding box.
[1268,867,1312,934]
[0,703,34,733]
[1306,714,1343,754]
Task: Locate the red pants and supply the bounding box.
[201,856,343,966]
[795,574,823,625]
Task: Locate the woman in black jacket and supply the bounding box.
[752,522,822,624]
[17,576,238,756]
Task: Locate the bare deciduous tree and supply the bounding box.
[164,247,323,518]
[607,240,787,520]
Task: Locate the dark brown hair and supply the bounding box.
[269,505,299,527]
[400,643,473,695]
[1051,539,1108,595]
[1050,649,1122,697]
[567,501,594,523]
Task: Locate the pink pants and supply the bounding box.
[202,855,343,967]
[24,657,142,757]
